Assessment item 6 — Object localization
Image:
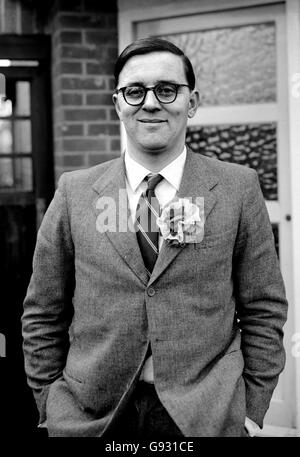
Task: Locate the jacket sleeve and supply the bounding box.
[233,168,288,428]
[21,173,75,424]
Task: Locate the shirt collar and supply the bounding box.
[124,146,187,192]
[124,152,151,192]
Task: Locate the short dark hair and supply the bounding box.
[114,37,196,90]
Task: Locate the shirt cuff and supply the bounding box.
[244,417,260,437]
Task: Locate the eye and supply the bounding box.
[156,83,176,96]
[124,86,145,99]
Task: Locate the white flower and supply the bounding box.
[157,198,205,246]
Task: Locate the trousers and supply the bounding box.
[104,381,184,439]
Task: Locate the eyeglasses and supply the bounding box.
[115,82,190,106]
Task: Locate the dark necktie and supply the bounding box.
[136,173,163,276]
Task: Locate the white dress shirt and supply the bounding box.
[125,147,187,249]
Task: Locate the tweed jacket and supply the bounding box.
[21,148,288,437]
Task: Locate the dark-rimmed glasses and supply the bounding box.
[114,82,190,106]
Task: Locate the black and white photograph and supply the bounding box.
[0,0,299,446]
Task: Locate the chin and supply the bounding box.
[143,146,168,154]
[140,140,169,152]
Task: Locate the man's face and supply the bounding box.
[113,51,199,157]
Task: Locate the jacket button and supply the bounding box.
[147,287,155,297]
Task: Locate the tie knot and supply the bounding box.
[146,173,163,191]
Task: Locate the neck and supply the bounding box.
[126,143,185,172]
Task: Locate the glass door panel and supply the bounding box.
[0,79,33,191]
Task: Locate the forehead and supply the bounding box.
[118,51,187,86]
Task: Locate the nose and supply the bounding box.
[142,89,161,110]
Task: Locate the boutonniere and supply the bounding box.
[156,198,205,247]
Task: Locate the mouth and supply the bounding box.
[138,119,167,124]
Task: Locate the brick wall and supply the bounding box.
[52,0,120,180]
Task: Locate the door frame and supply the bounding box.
[117,0,300,436]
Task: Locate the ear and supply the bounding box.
[112,93,123,121]
[188,89,200,118]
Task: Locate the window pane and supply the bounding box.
[0,158,13,187]
[0,98,12,117]
[15,81,31,116]
[14,120,32,153]
[14,158,32,191]
[0,120,12,153]
[186,123,277,200]
[163,22,276,106]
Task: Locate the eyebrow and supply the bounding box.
[122,79,182,87]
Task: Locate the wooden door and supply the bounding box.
[0,37,53,435]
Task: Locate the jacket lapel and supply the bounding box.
[148,149,218,286]
[92,157,148,286]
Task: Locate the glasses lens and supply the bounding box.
[124,86,145,105]
[155,83,177,103]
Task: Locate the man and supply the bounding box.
[22,38,288,437]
